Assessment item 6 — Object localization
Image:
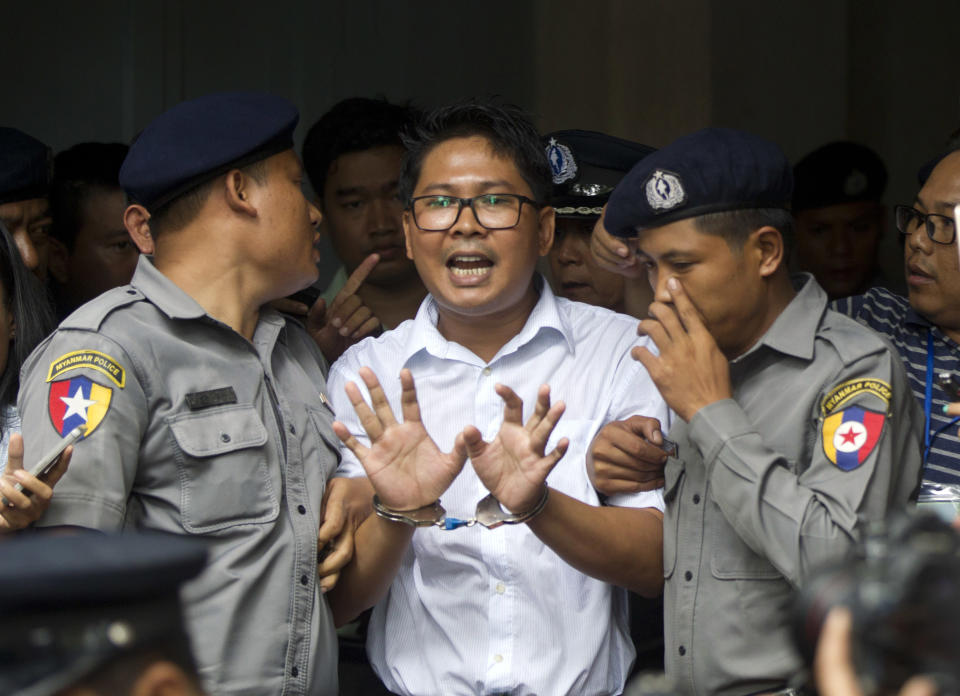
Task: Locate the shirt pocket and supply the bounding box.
[168,405,279,534]
[708,510,782,580]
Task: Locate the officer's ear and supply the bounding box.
[750,225,785,279]
[124,204,154,255]
[224,170,258,218]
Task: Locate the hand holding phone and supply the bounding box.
[1,426,82,506]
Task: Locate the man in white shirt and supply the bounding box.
[325,101,667,696]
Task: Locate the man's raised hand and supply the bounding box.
[332,367,465,511]
[463,384,568,515]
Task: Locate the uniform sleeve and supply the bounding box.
[603,337,670,512]
[18,330,148,531]
[687,347,923,584]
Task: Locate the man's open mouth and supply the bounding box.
[447,254,494,277]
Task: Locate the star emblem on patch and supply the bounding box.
[822,406,885,471]
[48,376,113,438]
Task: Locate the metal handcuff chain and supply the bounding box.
[373,488,550,530]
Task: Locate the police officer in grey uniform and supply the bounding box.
[19,93,342,696]
[593,128,923,695]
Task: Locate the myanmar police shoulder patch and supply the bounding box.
[822,406,885,471]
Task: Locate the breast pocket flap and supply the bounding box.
[169,405,268,457]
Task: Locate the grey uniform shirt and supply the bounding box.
[663,275,923,695]
[20,257,341,696]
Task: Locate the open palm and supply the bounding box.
[332,367,465,511]
[464,384,568,514]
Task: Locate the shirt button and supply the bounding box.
[679,645,686,656]
[126,289,136,295]
[300,575,309,586]
[288,423,296,435]
[493,654,503,663]
[482,367,492,376]
[219,432,231,443]
[297,505,306,514]
[692,494,701,504]
[684,570,693,581]
[291,666,299,677]
[495,582,505,594]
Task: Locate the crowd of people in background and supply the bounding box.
[1,92,958,696]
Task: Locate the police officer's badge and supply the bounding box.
[546,138,577,185]
[47,375,113,439]
[645,170,685,211]
[843,168,868,197]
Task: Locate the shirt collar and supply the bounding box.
[130,255,288,344]
[130,256,207,321]
[738,273,826,362]
[401,275,575,367]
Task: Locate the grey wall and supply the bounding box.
[3,0,959,284]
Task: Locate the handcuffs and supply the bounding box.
[373,489,550,530]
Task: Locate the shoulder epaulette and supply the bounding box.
[59,287,145,331]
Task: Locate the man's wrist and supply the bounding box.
[372,496,445,527]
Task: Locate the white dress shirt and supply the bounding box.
[329,280,668,696]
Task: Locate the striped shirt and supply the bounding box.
[833,287,960,484]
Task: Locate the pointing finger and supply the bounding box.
[331,253,380,312]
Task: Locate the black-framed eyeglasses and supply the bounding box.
[894,205,957,245]
[408,194,541,232]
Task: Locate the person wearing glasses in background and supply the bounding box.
[833,146,960,487]
[324,100,668,696]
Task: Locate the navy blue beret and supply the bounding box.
[0,533,206,696]
[793,141,886,211]
[605,127,793,238]
[0,127,51,206]
[120,91,299,211]
[545,130,655,218]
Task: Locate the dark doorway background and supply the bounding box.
[5,0,959,284]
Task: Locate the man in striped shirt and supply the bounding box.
[833,147,960,485]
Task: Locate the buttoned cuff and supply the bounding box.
[687,398,757,473]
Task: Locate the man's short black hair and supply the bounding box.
[693,207,794,252]
[51,142,129,249]
[302,97,416,201]
[398,99,552,206]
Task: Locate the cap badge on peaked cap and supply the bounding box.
[843,169,868,197]
[645,169,686,211]
[546,137,578,185]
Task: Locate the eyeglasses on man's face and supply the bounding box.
[408,194,542,232]
[895,204,957,245]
